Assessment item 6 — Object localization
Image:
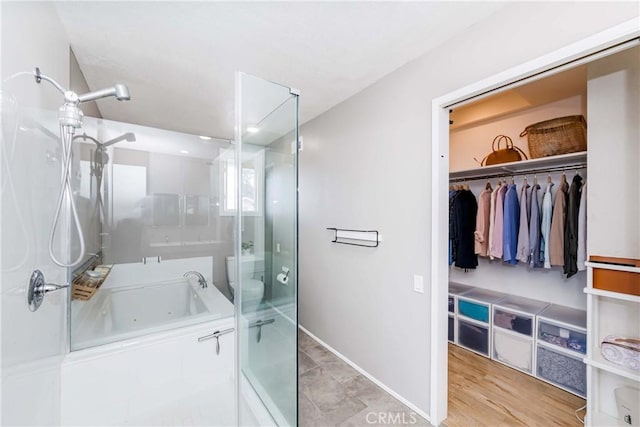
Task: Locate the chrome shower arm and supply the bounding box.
[34,67,68,96]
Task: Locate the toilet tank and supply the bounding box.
[225,256,256,282]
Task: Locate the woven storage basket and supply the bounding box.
[520,115,587,158]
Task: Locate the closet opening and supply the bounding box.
[429,20,639,427]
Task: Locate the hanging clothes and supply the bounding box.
[577,181,587,272]
[564,174,584,278]
[488,184,500,260]
[526,181,533,223]
[474,188,491,257]
[452,189,478,270]
[490,184,507,260]
[449,189,459,266]
[503,184,520,265]
[529,184,543,268]
[549,179,568,267]
[540,183,554,269]
[516,183,530,263]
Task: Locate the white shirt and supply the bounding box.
[541,183,553,269]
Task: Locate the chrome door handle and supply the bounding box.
[198,327,234,355]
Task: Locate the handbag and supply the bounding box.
[478,135,528,166]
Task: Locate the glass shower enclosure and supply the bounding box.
[236,73,299,426]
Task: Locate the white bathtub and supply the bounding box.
[71,276,232,350]
[63,282,236,426]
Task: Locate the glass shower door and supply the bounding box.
[236,73,298,426]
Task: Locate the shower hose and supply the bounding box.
[48,123,86,267]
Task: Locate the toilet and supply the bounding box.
[225,256,264,312]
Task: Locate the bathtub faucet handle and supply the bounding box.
[184,271,208,288]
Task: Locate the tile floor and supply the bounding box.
[298,329,431,427]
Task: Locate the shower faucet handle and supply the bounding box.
[27,270,69,312]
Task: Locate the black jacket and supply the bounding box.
[564,175,583,278]
[452,189,478,270]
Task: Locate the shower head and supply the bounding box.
[78,84,131,103]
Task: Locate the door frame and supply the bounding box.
[429,18,639,426]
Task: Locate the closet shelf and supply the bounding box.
[584,352,640,382]
[588,410,618,427]
[450,151,586,181]
[583,287,640,303]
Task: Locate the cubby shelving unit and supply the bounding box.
[583,261,640,427]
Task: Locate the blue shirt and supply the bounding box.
[503,184,520,265]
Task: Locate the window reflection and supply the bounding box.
[221,148,263,215]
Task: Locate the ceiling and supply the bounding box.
[55,2,507,140]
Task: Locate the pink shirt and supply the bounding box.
[474,188,492,257]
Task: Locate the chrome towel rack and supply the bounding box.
[327,228,380,248]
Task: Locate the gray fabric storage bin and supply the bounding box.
[536,345,586,397]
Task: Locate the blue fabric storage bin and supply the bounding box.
[448,296,455,313]
[458,299,489,323]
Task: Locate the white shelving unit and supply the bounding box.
[584,261,640,427]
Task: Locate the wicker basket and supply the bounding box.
[520,115,587,158]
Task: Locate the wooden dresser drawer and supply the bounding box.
[591,255,640,296]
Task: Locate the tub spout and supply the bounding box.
[184,271,208,288]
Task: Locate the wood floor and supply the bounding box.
[447,344,586,427]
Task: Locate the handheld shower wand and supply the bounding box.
[34,67,131,268]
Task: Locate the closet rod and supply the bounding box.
[449,163,586,183]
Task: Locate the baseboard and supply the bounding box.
[298,324,431,424]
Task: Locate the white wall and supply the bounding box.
[1,2,70,425]
[298,2,639,417]
[587,46,640,259]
